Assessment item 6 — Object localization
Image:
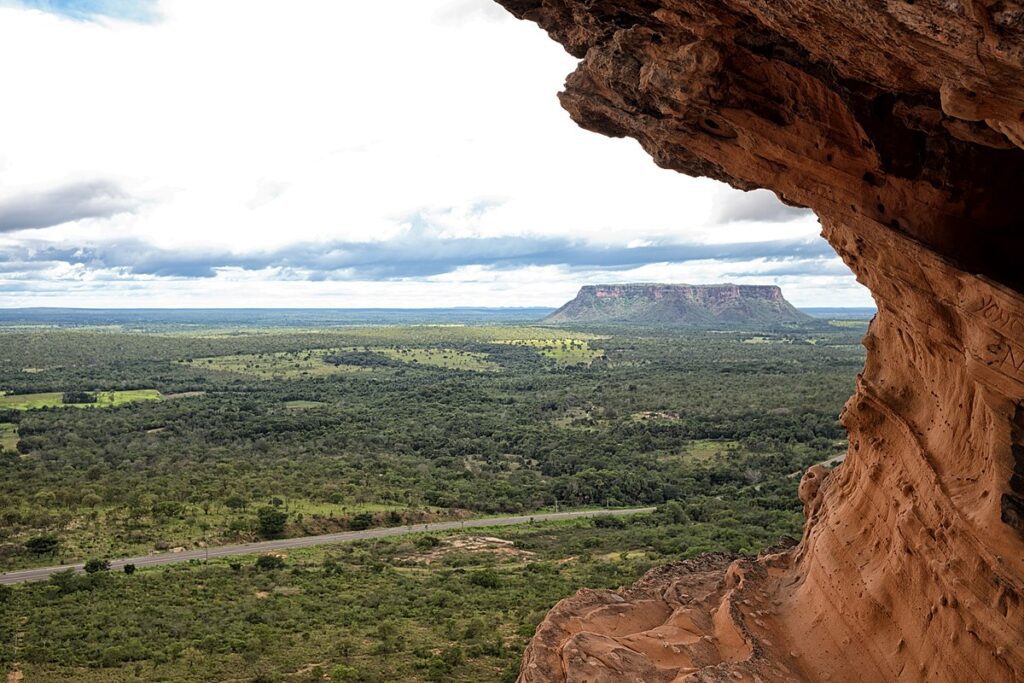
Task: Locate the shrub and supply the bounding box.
[152,501,184,518]
[349,512,374,531]
[24,534,60,555]
[255,554,286,571]
[84,558,111,573]
[331,665,359,683]
[593,515,626,529]
[468,568,500,589]
[225,495,248,510]
[658,501,688,524]
[123,563,136,575]
[414,535,441,550]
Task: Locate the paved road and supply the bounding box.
[0,507,655,585]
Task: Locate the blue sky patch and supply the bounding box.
[4,0,159,22]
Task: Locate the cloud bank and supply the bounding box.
[0,0,870,308]
[0,180,139,232]
[0,232,835,281]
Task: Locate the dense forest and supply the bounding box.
[0,317,866,681]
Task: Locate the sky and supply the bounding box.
[0,0,873,309]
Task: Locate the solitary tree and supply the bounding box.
[257,506,288,537]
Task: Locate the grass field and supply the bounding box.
[495,338,604,365]
[0,389,162,411]
[0,422,17,451]
[679,439,742,462]
[374,346,498,371]
[185,349,365,379]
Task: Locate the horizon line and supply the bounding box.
[0,305,877,311]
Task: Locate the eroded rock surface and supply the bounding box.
[494,1,1024,680]
[544,283,809,326]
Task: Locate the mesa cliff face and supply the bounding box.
[494,1,1024,681]
[544,283,810,326]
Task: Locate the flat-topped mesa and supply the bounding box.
[585,283,784,301]
[496,1,1024,681]
[546,283,808,326]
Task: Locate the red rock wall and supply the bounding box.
[495,1,1024,680]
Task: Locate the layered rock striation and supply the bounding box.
[544,283,810,326]
[495,1,1024,680]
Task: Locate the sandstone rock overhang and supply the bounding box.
[500,0,1024,293]
[494,1,1024,681]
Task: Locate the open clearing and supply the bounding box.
[284,400,328,410]
[680,439,741,461]
[0,422,17,451]
[495,337,604,365]
[184,349,365,379]
[0,389,161,411]
[651,439,742,463]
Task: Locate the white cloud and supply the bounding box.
[0,0,871,308]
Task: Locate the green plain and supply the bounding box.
[0,389,162,411]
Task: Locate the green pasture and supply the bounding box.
[0,389,162,411]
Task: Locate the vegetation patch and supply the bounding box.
[2,509,801,683]
[372,346,498,371]
[0,324,861,574]
[0,319,866,681]
[283,400,328,410]
[0,389,161,411]
[495,338,604,365]
[184,349,366,379]
[0,422,17,451]
[678,439,742,462]
[162,390,206,400]
[0,498,451,572]
[631,410,682,422]
[187,345,498,378]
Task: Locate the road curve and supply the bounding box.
[0,507,655,585]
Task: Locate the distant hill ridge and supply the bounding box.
[544,283,812,326]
